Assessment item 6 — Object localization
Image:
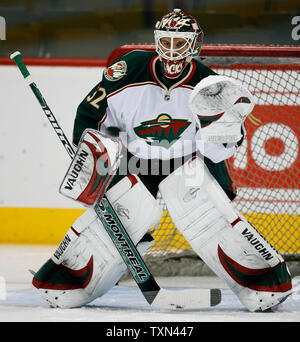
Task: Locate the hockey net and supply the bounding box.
[107,44,300,270]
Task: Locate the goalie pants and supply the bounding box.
[108,150,237,200]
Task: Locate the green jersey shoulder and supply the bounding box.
[189,58,217,86]
[102,50,157,95]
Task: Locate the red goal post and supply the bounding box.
[107,44,300,265]
[107,43,300,65]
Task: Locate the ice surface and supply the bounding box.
[0,245,299,322]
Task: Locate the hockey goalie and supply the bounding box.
[32,8,297,312]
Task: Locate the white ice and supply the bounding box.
[0,245,299,322]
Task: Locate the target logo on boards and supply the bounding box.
[230,105,299,189]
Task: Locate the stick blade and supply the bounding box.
[151,288,221,309]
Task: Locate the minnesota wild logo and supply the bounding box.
[104,60,127,81]
[134,113,191,149]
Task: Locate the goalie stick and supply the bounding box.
[10,51,221,309]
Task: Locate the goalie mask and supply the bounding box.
[154,9,203,79]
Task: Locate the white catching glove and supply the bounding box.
[189,75,255,143]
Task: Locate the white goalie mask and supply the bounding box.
[154,9,203,79]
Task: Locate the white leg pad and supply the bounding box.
[34,175,162,308]
[159,157,292,312]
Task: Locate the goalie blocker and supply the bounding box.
[59,129,122,206]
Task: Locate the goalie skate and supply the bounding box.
[255,276,300,312]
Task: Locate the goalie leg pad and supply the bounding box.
[33,175,162,308]
[159,157,292,312]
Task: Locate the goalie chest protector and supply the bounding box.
[101,50,216,160]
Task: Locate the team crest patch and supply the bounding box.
[104,60,127,81]
[134,113,191,149]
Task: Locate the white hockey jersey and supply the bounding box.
[74,50,222,160]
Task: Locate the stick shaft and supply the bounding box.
[10,52,76,159]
